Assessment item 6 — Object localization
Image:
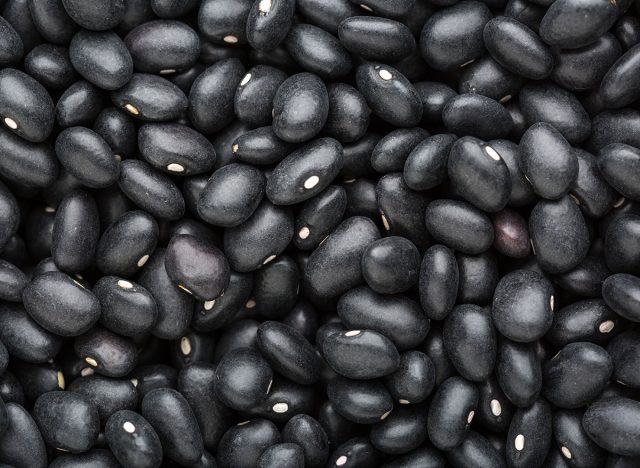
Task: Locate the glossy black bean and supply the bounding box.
[285,24,351,79]
[583,397,640,456]
[118,159,185,220]
[130,364,178,399]
[529,196,590,273]
[95,210,158,277]
[92,107,136,160]
[0,403,47,468]
[486,139,533,207]
[68,375,137,423]
[371,128,427,175]
[278,415,328,467]
[506,398,552,468]
[105,410,162,468]
[293,185,347,251]
[0,15,22,65]
[62,0,124,30]
[322,84,369,145]
[414,81,457,125]
[459,55,524,103]
[217,419,281,468]
[74,326,137,378]
[189,58,246,134]
[491,209,530,258]
[443,95,513,140]
[571,148,619,218]
[384,351,435,405]
[214,347,272,411]
[543,342,612,408]
[475,377,513,433]
[417,245,457,321]
[0,259,25,302]
[327,376,393,424]
[296,0,357,35]
[457,251,499,306]
[12,360,64,402]
[192,272,253,333]
[326,437,378,468]
[604,214,640,274]
[603,273,640,323]
[381,445,445,468]
[484,16,553,80]
[552,409,605,468]
[403,134,454,191]
[361,236,419,294]
[552,34,622,92]
[138,249,193,340]
[56,81,103,129]
[427,376,478,450]
[370,406,428,455]
[33,391,99,453]
[589,109,640,152]
[245,0,295,51]
[616,15,640,49]
[598,143,640,202]
[257,443,304,468]
[338,16,414,62]
[495,338,542,408]
[0,67,54,143]
[24,44,76,91]
[69,30,132,91]
[356,63,422,127]
[539,0,617,49]
[547,299,622,347]
[243,376,316,422]
[2,0,43,53]
[27,0,77,45]
[112,73,187,122]
[142,387,203,465]
[198,0,252,45]
[353,0,415,18]
[607,330,640,389]
[233,126,292,166]
[419,1,491,71]
[425,199,494,254]
[234,66,287,127]
[340,133,380,179]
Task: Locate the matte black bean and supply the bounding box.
[27,0,77,45]
[322,84,369,145]
[539,0,617,49]
[223,200,293,272]
[402,134,454,191]
[603,273,640,322]
[267,138,343,205]
[343,178,378,220]
[361,236,419,294]
[0,15,22,65]
[486,139,534,207]
[138,249,193,340]
[0,67,54,142]
[607,330,640,389]
[192,272,253,333]
[258,443,304,468]
[198,0,252,45]
[280,414,329,467]
[234,65,287,127]
[384,350,435,405]
[418,245,458,320]
[459,55,525,103]
[543,342,612,408]
[24,44,76,91]
[552,409,605,468]
[51,190,99,272]
[189,58,246,134]
[22,271,100,336]
[271,72,329,143]
[214,347,272,411]
[327,376,393,424]
[338,16,414,62]
[244,376,316,422]
[427,376,478,450]
[130,364,178,399]
[381,445,445,468]
[371,128,427,175]
[0,181,18,252]
[93,275,157,336]
[62,0,124,30]
[604,214,640,274]
[304,216,379,297]
[455,251,499,307]
[0,403,47,468]
[294,185,347,251]
[69,30,132,91]
[483,16,553,80]
[598,143,640,202]
[443,95,513,140]
[285,24,351,79]
[112,73,187,122]
[582,397,640,456]
[68,375,137,423]
[425,199,494,254]
[217,419,281,468]
[233,126,292,166]
[491,209,530,258]
[529,196,590,273]
[2,0,43,53]
[141,387,204,465]
[356,63,422,127]
[443,304,496,382]
[475,377,514,433]
[296,0,358,35]
[324,329,399,380]
[245,0,295,51]
[547,299,622,347]
[370,406,428,455]
[419,1,492,71]
[552,34,622,92]
[414,81,457,125]
[56,80,103,128]
[105,410,163,468]
[150,0,198,18]
[12,360,64,402]
[91,111,134,164]
[0,371,24,406]
[340,133,380,179]
[74,326,137,378]
[495,338,542,408]
[340,288,429,352]
[257,320,320,384]
[571,148,619,218]
[506,398,552,468]
[33,391,99,453]
[615,15,640,50]
[118,159,185,220]
[95,210,158,277]
[353,0,415,18]
[326,437,378,468]
[589,109,640,152]
[0,259,26,302]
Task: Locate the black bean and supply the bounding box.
[459,55,525,103]
[340,132,380,179]
[13,360,65,402]
[62,0,124,31]
[130,364,178,399]
[280,414,329,467]
[571,148,619,218]
[294,185,347,251]
[192,272,253,333]
[0,67,54,142]
[552,409,605,468]
[56,80,104,128]
[245,0,295,51]
[427,376,478,450]
[327,437,378,468]
[244,376,316,422]
[0,403,47,468]
[381,445,445,468]
[0,15,23,66]
[356,63,422,127]
[217,419,281,468]
[327,376,393,424]
[506,398,552,468]
[547,299,622,347]
[27,0,77,45]
[105,410,163,468]
[361,236,419,294]
[529,195,590,273]
[68,375,137,423]
[113,73,187,122]
[598,143,640,202]
[419,1,492,71]
[24,44,76,91]
[582,397,640,456]
[198,0,252,45]
[353,0,415,18]
[607,330,640,389]
[370,406,428,455]
[588,108,640,151]
[93,107,136,159]
[234,65,287,127]
[141,387,204,465]
[495,338,542,408]
[604,214,640,275]
[233,126,293,166]
[418,245,458,321]
[338,16,414,62]
[285,24,351,79]
[33,390,100,453]
[402,134,453,191]
[384,350,435,405]
[74,326,138,378]
[258,443,304,468]
[371,128,427,175]
[542,342,613,408]
[483,16,553,80]
[443,95,513,140]
[603,273,640,323]
[324,329,399,379]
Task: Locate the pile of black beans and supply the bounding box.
[1,0,640,467]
